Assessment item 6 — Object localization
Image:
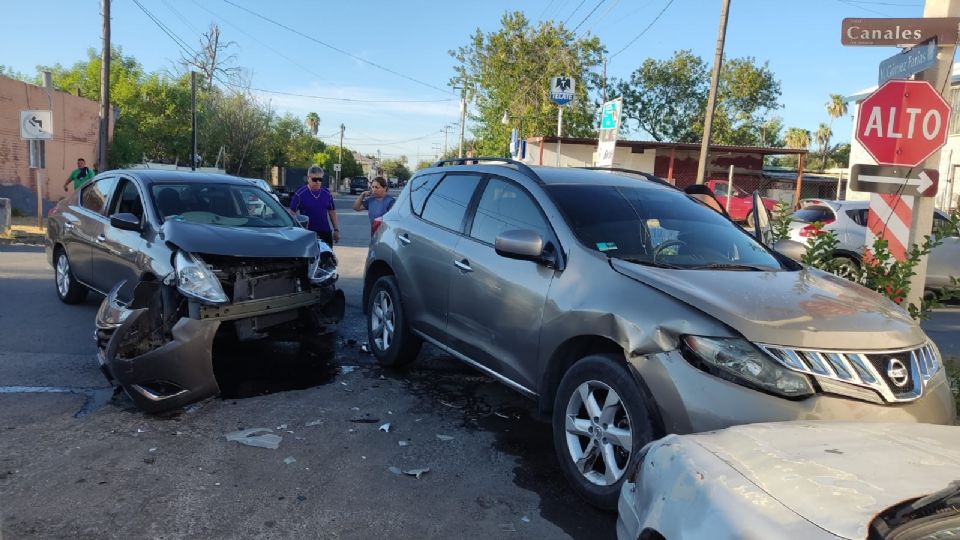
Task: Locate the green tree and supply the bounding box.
[830,143,850,168]
[785,127,810,150]
[313,147,363,178]
[823,93,848,169]
[305,112,320,138]
[614,50,782,145]
[265,113,326,168]
[450,11,605,156]
[381,158,412,183]
[416,159,434,171]
[200,88,273,176]
[815,123,832,171]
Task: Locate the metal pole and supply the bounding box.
[458,80,466,158]
[443,125,449,157]
[36,165,44,230]
[725,165,734,214]
[40,72,52,230]
[338,123,344,190]
[191,71,197,171]
[835,170,844,200]
[98,0,111,171]
[695,0,730,185]
[556,107,563,167]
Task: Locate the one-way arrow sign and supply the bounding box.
[849,164,939,197]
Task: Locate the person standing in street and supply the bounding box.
[352,176,395,235]
[290,165,340,245]
[63,158,96,192]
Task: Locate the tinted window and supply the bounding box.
[81,177,118,215]
[791,206,835,223]
[420,174,481,232]
[409,173,442,216]
[109,178,144,220]
[150,183,294,228]
[470,178,549,244]
[547,184,783,270]
[846,208,868,227]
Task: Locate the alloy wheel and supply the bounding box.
[370,289,395,352]
[56,254,71,297]
[563,380,633,486]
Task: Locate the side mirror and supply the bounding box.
[751,191,773,246]
[295,214,310,228]
[772,239,805,261]
[495,229,547,264]
[110,212,142,232]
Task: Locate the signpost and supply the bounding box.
[20,110,53,228]
[849,164,939,197]
[596,98,623,167]
[841,17,960,46]
[550,76,575,167]
[855,80,950,167]
[878,38,938,84]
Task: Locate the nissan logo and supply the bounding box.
[886,359,910,388]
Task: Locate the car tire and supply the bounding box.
[367,275,421,367]
[830,255,859,279]
[54,248,88,304]
[552,353,658,510]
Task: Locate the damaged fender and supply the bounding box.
[96,281,220,414]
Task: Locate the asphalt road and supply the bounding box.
[0,203,614,540]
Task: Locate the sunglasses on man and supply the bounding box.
[309,177,323,183]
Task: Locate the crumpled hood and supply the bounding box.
[610,259,924,350]
[687,422,960,540]
[161,220,321,258]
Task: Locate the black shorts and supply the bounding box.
[316,230,333,245]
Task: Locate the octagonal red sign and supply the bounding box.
[855,80,951,167]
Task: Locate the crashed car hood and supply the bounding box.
[610,260,924,350]
[685,422,960,540]
[161,220,320,258]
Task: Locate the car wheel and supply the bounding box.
[54,248,88,304]
[830,255,859,279]
[552,354,658,510]
[367,275,421,367]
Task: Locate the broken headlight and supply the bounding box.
[308,241,338,286]
[682,336,814,399]
[174,251,229,304]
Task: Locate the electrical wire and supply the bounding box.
[222,83,457,103]
[131,0,199,59]
[222,0,452,95]
[835,0,890,16]
[609,0,674,59]
[571,0,606,34]
[562,0,588,26]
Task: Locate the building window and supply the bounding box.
[950,86,960,135]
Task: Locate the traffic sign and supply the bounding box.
[596,98,623,167]
[20,110,53,140]
[850,164,939,197]
[333,163,342,172]
[855,80,950,167]
[841,17,960,46]
[878,38,937,84]
[550,76,575,106]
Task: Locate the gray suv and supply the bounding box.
[362,159,955,509]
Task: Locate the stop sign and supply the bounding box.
[856,80,951,167]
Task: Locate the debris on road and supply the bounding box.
[439,400,462,409]
[398,440,410,447]
[379,422,391,433]
[283,457,296,465]
[436,435,454,441]
[305,419,323,427]
[360,343,370,354]
[521,516,531,523]
[349,418,380,424]
[224,428,282,450]
[340,365,359,375]
[388,466,430,479]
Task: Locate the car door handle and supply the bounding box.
[398,233,411,245]
[96,234,106,243]
[454,259,473,272]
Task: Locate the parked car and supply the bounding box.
[788,199,960,288]
[617,421,960,540]
[46,170,345,413]
[363,158,954,509]
[350,176,370,195]
[705,179,777,222]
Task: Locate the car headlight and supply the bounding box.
[174,251,229,304]
[308,241,338,286]
[682,336,814,398]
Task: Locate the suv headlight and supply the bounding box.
[682,336,814,398]
[174,251,229,304]
[308,241,338,286]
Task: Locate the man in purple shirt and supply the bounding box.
[290,165,340,245]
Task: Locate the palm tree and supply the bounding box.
[305,112,320,137]
[823,94,848,170]
[816,123,832,170]
[785,127,811,150]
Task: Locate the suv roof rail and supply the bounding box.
[573,167,679,190]
[430,157,541,183]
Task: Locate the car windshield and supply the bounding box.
[151,183,295,228]
[546,183,784,270]
[791,206,836,223]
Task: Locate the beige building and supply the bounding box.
[0,75,107,216]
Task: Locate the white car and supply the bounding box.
[617,422,960,540]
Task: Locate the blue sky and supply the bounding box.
[3,0,937,165]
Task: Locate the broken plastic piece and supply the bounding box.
[277,424,288,430]
[305,419,322,427]
[340,365,358,374]
[436,434,454,441]
[283,457,296,465]
[379,423,391,433]
[439,400,462,409]
[405,467,430,479]
[360,343,370,353]
[521,516,531,523]
[350,406,360,411]
[224,428,282,450]
[398,440,410,447]
[388,466,403,475]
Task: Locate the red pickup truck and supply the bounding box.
[705,179,777,222]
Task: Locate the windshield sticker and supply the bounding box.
[646,219,661,229]
[596,242,618,251]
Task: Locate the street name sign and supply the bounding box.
[549,76,575,105]
[842,17,960,46]
[850,164,939,197]
[878,38,938,84]
[855,80,950,167]
[20,110,53,140]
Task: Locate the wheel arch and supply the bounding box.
[362,260,395,314]
[537,335,625,418]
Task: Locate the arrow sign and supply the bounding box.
[850,164,939,197]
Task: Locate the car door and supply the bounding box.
[928,211,960,289]
[394,172,482,342]
[446,176,557,390]
[72,176,119,287]
[93,176,150,300]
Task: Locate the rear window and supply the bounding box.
[791,206,835,223]
[408,172,443,216]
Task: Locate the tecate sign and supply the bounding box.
[842,17,960,46]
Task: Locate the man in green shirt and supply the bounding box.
[64,158,96,191]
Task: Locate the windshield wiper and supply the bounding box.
[890,480,960,527]
[687,262,772,271]
[616,257,683,269]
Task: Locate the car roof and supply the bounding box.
[800,198,867,210]
[421,163,677,192]
[113,169,257,187]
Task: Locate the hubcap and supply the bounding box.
[370,290,395,352]
[564,380,633,487]
[56,254,70,297]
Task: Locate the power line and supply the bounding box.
[609,0,675,59]
[562,0,588,25]
[221,82,457,103]
[835,0,891,15]
[222,0,452,95]
[160,0,203,35]
[571,0,606,34]
[843,0,920,5]
[581,0,622,36]
[131,0,199,60]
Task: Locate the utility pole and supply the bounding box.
[338,123,344,190]
[98,0,111,171]
[190,71,197,171]
[442,125,452,157]
[695,0,730,185]
[458,83,467,158]
[601,58,607,103]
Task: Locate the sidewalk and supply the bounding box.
[0,217,47,245]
